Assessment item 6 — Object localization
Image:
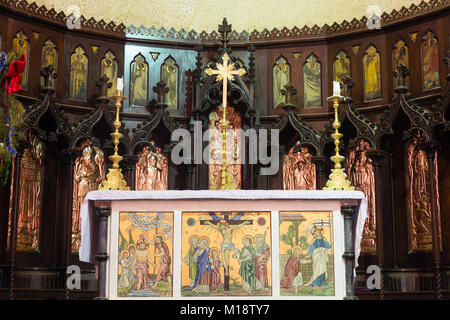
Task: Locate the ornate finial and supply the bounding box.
[40,65,57,89]
[194,45,204,84]
[248,45,256,85]
[340,75,355,98]
[153,80,169,105]
[280,83,297,106]
[218,18,232,51]
[96,74,112,98]
[394,63,410,93]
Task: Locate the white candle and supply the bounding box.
[333,80,341,97]
[116,77,124,92]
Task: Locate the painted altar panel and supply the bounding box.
[116,211,173,297]
[279,211,334,296]
[363,45,382,101]
[40,39,57,88]
[181,211,272,297]
[421,31,440,90]
[303,54,322,109]
[69,46,88,101]
[12,31,29,90]
[273,56,290,109]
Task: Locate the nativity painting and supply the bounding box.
[181,211,272,297]
[117,211,173,297]
[279,211,335,296]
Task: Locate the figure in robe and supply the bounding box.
[40,40,57,88]
[422,32,440,90]
[161,57,178,109]
[393,40,409,87]
[12,31,29,89]
[151,234,172,290]
[209,248,223,291]
[281,246,302,289]
[254,235,270,288]
[333,51,350,85]
[363,45,381,101]
[130,55,148,106]
[273,57,290,108]
[283,141,316,190]
[135,145,168,190]
[190,237,211,294]
[184,235,199,286]
[134,236,156,291]
[303,55,322,108]
[127,244,136,283]
[306,226,331,287]
[118,250,134,290]
[154,146,168,190]
[69,47,88,101]
[16,132,44,251]
[101,51,117,97]
[238,236,263,294]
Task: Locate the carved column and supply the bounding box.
[425,145,441,300]
[93,203,111,300]
[312,155,327,190]
[367,150,388,300]
[341,204,358,300]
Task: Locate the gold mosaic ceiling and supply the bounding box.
[32,0,422,32]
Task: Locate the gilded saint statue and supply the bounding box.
[333,50,351,85]
[405,131,441,252]
[303,54,322,109]
[135,143,168,190]
[273,57,290,109]
[101,51,118,97]
[363,45,382,101]
[130,54,148,106]
[72,140,105,252]
[40,39,57,88]
[69,46,88,101]
[12,31,30,89]
[160,56,178,109]
[283,141,316,190]
[346,139,376,254]
[421,31,440,90]
[16,132,44,251]
[208,106,242,190]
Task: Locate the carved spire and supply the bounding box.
[247,44,256,85]
[96,74,112,102]
[394,63,410,93]
[281,83,297,107]
[194,45,204,84]
[40,65,57,92]
[153,80,169,106]
[340,74,355,99]
[218,18,232,52]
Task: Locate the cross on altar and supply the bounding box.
[200,212,253,291]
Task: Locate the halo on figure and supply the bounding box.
[154,233,165,242]
[120,249,129,258]
[127,244,136,251]
[199,236,210,246]
[242,235,253,245]
[254,234,265,243]
[292,245,302,256]
[189,235,199,244]
[210,247,219,257]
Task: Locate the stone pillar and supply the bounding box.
[341,204,358,300]
[93,203,111,300]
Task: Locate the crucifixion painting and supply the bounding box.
[181,211,272,297]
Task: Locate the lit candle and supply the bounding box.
[116,77,124,92]
[333,80,341,97]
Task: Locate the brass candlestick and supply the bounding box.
[323,95,354,191]
[98,90,130,190]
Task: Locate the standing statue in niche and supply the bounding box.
[16,131,44,251]
[130,54,148,106]
[72,140,105,252]
[101,51,118,97]
[135,143,168,191]
[273,57,290,109]
[161,57,178,109]
[346,139,376,254]
[283,141,316,190]
[69,47,88,101]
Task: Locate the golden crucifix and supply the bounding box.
[205,53,246,189]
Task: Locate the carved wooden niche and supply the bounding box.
[69,46,88,101]
[101,50,118,97]
[303,54,322,109]
[283,141,316,190]
[273,56,291,109]
[135,141,169,191]
[160,56,178,110]
[346,139,376,254]
[363,44,382,102]
[208,106,242,190]
[72,139,106,252]
[40,39,57,88]
[12,30,30,90]
[421,31,440,91]
[129,53,149,107]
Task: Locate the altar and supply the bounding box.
[79,189,367,300]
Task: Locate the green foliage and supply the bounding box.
[299,235,309,251]
[119,230,127,249]
[281,224,295,247]
[0,146,11,186]
[128,228,134,245]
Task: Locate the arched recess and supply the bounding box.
[273,55,291,109]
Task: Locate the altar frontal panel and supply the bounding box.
[181,211,272,297]
[117,211,173,297]
[279,211,334,296]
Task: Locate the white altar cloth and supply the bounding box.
[79,189,367,267]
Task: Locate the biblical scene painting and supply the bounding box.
[273,56,290,109]
[69,46,88,101]
[279,211,334,296]
[135,141,168,190]
[405,130,441,252]
[363,45,382,101]
[303,54,322,109]
[117,212,173,297]
[283,141,316,190]
[208,106,242,190]
[40,39,57,88]
[160,56,178,109]
[421,31,440,90]
[333,50,350,85]
[130,53,148,106]
[101,51,118,97]
[12,31,29,90]
[181,211,272,297]
[392,39,410,88]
